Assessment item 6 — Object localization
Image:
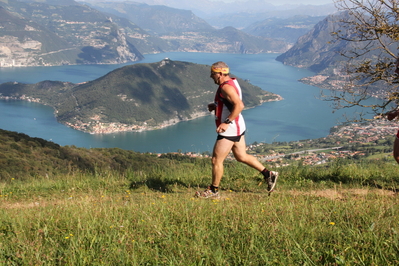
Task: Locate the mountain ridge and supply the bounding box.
[0,0,291,68]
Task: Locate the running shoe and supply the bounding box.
[266,171,279,192]
[195,188,220,199]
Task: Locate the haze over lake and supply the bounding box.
[0,52,378,153]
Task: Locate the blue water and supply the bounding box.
[0,52,379,153]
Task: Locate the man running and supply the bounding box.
[195,61,278,198]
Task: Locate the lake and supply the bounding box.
[0,52,375,153]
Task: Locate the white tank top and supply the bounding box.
[214,78,246,137]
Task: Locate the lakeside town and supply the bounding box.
[248,120,397,166]
[175,119,398,167]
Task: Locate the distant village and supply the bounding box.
[171,119,398,167]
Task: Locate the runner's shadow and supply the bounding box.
[129,176,188,193]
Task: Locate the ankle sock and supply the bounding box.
[210,185,219,193]
[261,168,270,178]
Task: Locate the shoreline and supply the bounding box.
[66,95,284,134]
[0,94,283,135]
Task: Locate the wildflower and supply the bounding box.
[329,222,335,226]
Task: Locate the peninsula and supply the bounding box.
[0,59,282,134]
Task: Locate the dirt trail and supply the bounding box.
[2,188,396,209]
[288,188,396,200]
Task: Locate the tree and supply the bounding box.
[324,0,399,120]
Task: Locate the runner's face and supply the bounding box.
[210,71,220,84]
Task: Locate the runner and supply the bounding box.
[195,61,278,198]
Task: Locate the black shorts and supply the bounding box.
[217,131,245,142]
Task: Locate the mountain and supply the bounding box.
[201,4,336,29]
[84,1,290,54]
[112,0,336,24]
[0,0,294,67]
[86,1,214,36]
[243,15,326,45]
[275,12,348,74]
[275,11,399,96]
[0,0,144,66]
[0,6,76,67]
[277,11,399,73]
[0,59,280,134]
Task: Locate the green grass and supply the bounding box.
[1,158,399,265]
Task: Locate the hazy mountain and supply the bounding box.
[243,15,326,44]
[191,3,336,29]
[85,1,290,54]
[0,60,280,133]
[85,1,214,35]
[97,0,336,19]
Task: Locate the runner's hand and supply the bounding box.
[208,103,216,112]
[217,123,229,133]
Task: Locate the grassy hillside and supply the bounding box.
[0,128,170,180]
[0,128,398,264]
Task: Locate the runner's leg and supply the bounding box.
[212,138,235,187]
[393,136,399,164]
[231,135,265,171]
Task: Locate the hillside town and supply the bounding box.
[253,120,397,166]
[174,119,398,167]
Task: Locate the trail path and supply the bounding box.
[1,188,396,209]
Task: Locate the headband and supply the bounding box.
[211,66,229,74]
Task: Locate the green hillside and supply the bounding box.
[0,60,279,133]
[0,128,162,180]
[1,126,399,265]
